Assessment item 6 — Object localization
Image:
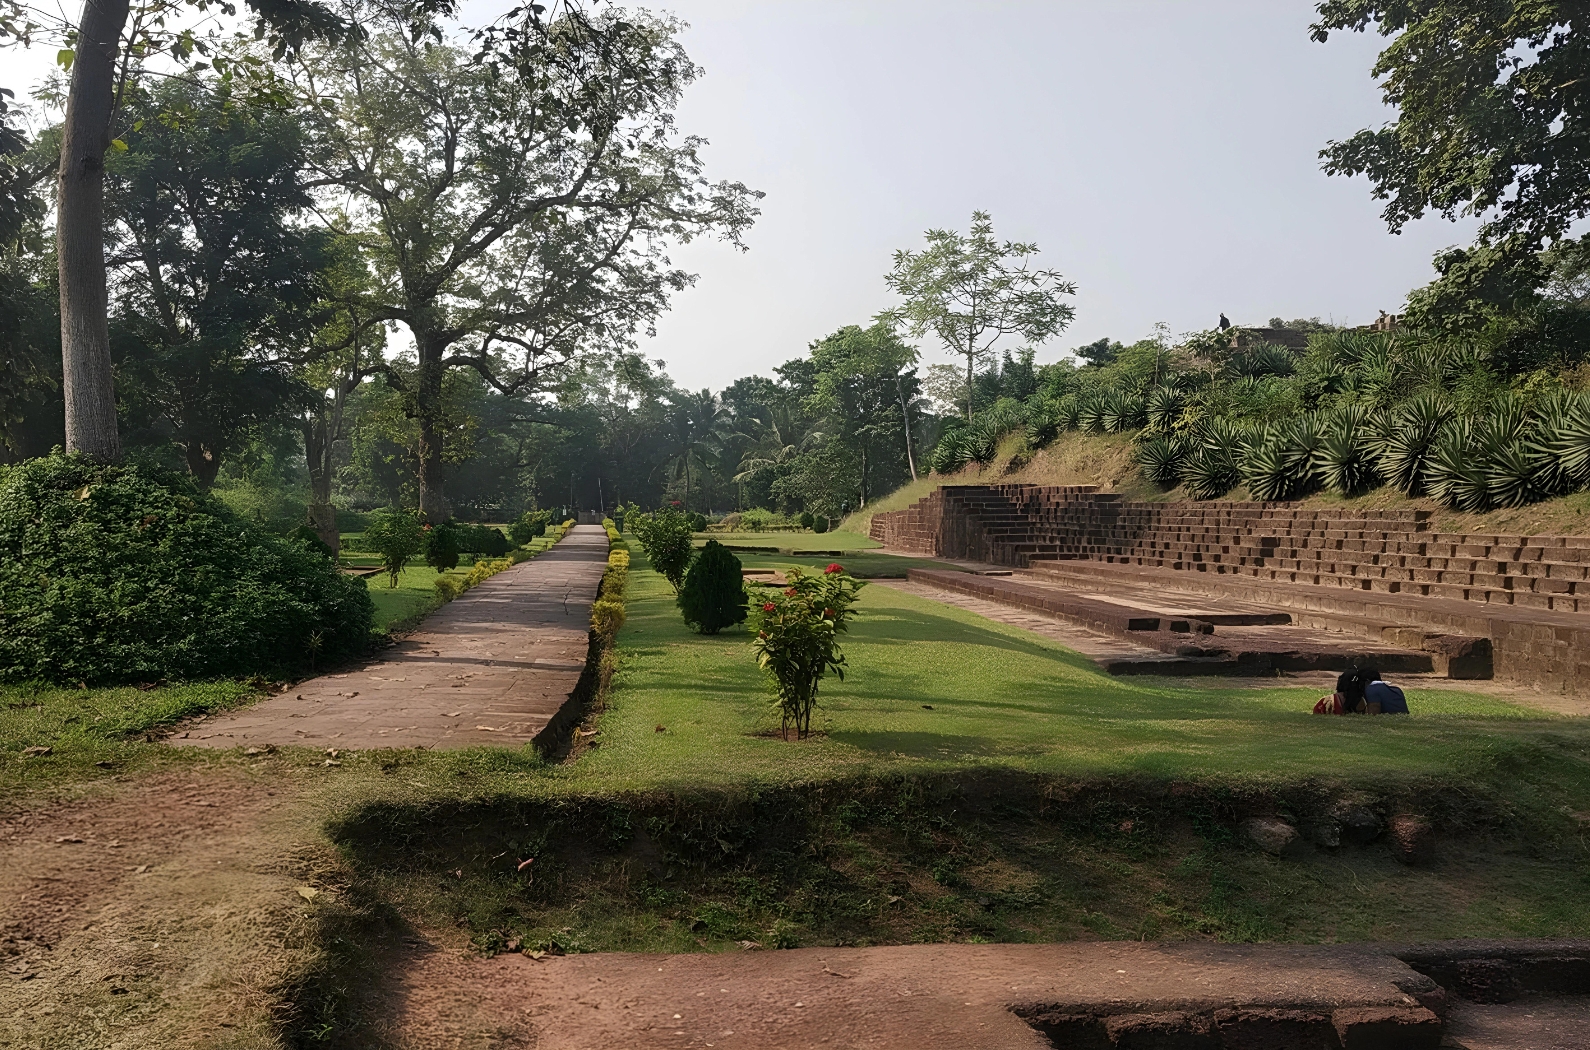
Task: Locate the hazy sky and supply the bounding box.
[8,1,1486,390]
[553,0,1482,390]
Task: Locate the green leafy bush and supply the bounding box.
[677,539,748,635]
[0,454,372,684]
[365,509,426,587]
[460,523,511,558]
[425,519,462,571]
[630,509,696,593]
[750,563,865,739]
[509,510,552,545]
[812,515,829,534]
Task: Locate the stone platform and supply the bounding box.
[872,485,1590,694]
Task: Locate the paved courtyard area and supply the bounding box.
[175,525,610,752]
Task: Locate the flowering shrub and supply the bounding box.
[749,563,865,739]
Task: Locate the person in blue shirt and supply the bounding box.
[1359,668,1409,714]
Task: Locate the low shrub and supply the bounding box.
[812,515,829,534]
[591,599,626,637]
[425,519,462,571]
[510,510,552,545]
[629,509,695,593]
[463,557,512,589]
[591,539,629,638]
[677,539,747,635]
[750,563,864,739]
[0,454,373,684]
[365,509,427,587]
[434,576,462,602]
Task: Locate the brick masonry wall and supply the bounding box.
[872,484,1590,696]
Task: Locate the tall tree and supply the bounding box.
[8,0,351,464]
[287,4,760,518]
[106,77,329,486]
[883,211,1074,422]
[1314,1,1590,304]
[661,389,724,511]
[807,322,920,505]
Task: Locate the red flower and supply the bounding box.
[825,563,843,574]
[822,608,835,618]
[784,587,797,596]
[762,602,776,612]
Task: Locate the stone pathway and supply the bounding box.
[175,525,610,752]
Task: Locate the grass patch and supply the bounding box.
[0,679,259,793]
[697,531,881,552]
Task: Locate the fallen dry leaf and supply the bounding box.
[296,886,320,901]
[21,746,52,757]
[517,857,535,872]
[475,725,498,732]
[55,836,83,844]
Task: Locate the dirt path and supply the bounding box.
[179,525,611,752]
[373,940,1463,1049]
[0,767,321,1049]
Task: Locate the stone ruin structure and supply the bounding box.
[871,484,1590,695]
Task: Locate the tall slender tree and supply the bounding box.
[883,211,1074,422]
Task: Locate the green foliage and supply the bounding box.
[882,211,1076,420]
[425,519,462,571]
[629,509,696,593]
[677,540,748,635]
[1313,1,1590,254]
[509,510,552,545]
[364,509,426,588]
[750,563,865,739]
[1135,434,1185,489]
[0,454,371,684]
[460,523,510,557]
[812,515,830,534]
[291,523,335,559]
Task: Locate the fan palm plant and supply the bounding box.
[1144,385,1182,433]
[1376,391,1451,496]
[1313,404,1380,496]
[1135,433,1184,488]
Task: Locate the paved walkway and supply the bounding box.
[176,525,610,752]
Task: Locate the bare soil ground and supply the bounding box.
[0,766,328,1050]
[373,940,1453,1050]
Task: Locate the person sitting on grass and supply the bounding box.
[1313,668,1408,715]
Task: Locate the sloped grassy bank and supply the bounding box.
[324,761,1590,963]
[309,553,1590,976]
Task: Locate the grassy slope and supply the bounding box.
[844,430,1590,539]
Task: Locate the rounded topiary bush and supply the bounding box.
[677,539,747,635]
[0,454,374,684]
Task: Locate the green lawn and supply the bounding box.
[564,561,1586,797]
[694,530,881,552]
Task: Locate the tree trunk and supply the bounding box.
[964,350,974,423]
[414,329,449,521]
[897,377,917,481]
[303,413,339,554]
[57,0,131,463]
[184,440,221,489]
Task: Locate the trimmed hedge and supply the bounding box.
[0,454,373,684]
